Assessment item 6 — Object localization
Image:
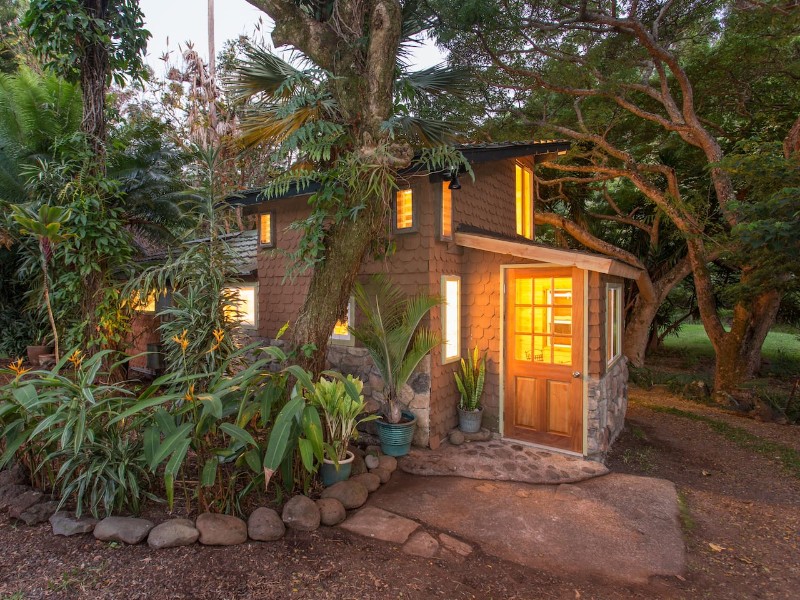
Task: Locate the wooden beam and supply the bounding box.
[454,232,644,280]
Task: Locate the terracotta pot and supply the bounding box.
[26,345,52,365]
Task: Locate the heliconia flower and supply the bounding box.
[171,330,190,351]
[184,384,196,403]
[68,349,83,369]
[8,358,30,378]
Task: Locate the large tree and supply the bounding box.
[433,0,800,396]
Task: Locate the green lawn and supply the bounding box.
[661,323,800,376]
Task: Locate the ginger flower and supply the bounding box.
[67,349,84,369]
[208,328,225,353]
[171,330,190,352]
[184,384,196,403]
[8,358,30,378]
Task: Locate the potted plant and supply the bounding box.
[455,346,486,433]
[307,373,378,486]
[350,275,440,457]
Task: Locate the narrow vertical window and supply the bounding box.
[515,163,533,239]
[606,284,623,365]
[441,275,461,363]
[440,181,453,240]
[259,212,275,248]
[395,189,414,231]
[331,297,354,344]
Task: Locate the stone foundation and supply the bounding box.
[586,357,628,460]
[327,346,432,447]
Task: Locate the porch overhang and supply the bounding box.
[454,230,644,280]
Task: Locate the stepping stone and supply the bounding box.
[316,499,346,526]
[351,472,381,492]
[248,507,285,541]
[94,517,155,544]
[402,531,439,557]
[439,533,473,556]
[148,519,199,549]
[196,513,247,546]
[320,480,368,510]
[339,507,419,544]
[281,495,320,531]
[50,512,98,536]
[17,500,59,525]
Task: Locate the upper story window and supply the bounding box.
[606,284,623,366]
[331,297,354,345]
[439,182,453,240]
[395,189,414,231]
[258,212,275,248]
[515,163,534,240]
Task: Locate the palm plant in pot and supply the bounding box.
[306,373,378,486]
[454,346,486,433]
[350,275,440,457]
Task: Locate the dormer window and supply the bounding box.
[258,212,275,248]
[395,189,414,231]
[516,163,534,240]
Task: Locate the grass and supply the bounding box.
[635,401,800,480]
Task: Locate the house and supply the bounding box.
[225,140,641,461]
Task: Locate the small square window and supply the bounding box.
[226,284,257,328]
[133,290,157,314]
[515,163,534,240]
[258,212,275,248]
[395,189,414,231]
[606,284,623,366]
[441,275,461,363]
[440,182,453,240]
[331,297,354,344]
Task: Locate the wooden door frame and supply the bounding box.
[498,264,589,456]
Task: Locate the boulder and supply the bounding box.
[316,498,346,526]
[148,519,199,549]
[320,480,369,510]
[351,472,381,493]
[0,464,27,487]
[50,512,98,536]
[17,500,59,525]
[0,484,32,511]
[94,516,155,544]
[281,495,320,532]
[350,453,367,477]
[449,430,465,446]
[365,454,380,470]
[370,467,392,484]
[7,489,44,519]
[247,507,285,541]
[377,455,397,473]
[196,513,248,546]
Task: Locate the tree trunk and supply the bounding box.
[624,295,661,367]
[40,248,59,362]
[80,1,109,168]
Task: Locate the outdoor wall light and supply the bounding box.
[443,169,462,190]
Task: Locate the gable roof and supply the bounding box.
[141,229,259,278]
[229,139,570,208]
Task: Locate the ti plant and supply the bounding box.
[455,346,486,412]
[10,204,71,361]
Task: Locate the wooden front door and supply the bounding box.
[504,267,584,452]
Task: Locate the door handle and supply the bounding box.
[572,371,582,378]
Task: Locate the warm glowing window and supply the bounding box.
[331,297,354,343]
[441,275,461,363]
[515,163,534,239]
[259,212,274,247]
[606,284,623,365]
[395,189,414,230]
[226,284,257,327]
[133,291,157,313]
[440,182,453,239]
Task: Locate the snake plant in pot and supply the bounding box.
[454,346,486,433]
[350,275,440,457]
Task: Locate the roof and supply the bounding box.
[454,225,644,280]
[229,139,570,208]
[142,230,259,277]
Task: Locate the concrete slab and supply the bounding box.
[368,472,685,584]
[338,506,419,544]
[399,440,608,484]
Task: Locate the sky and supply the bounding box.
[138,0,446,77]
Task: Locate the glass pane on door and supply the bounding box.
[513,273,573,365]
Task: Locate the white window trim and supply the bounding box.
[606,283,623,367]
[441,275,461,364]
[227,283,258,330]
[330,296,355,346]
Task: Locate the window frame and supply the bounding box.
[515,162,534,240]
[437,181,454,241]
[393,188,417,233]
[226,283,258,330]
[258,211,276,249]
[330,296,355,346]
[441,275,461,364]
[606,283,623,367]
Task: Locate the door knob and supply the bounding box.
[572,371,582,378]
